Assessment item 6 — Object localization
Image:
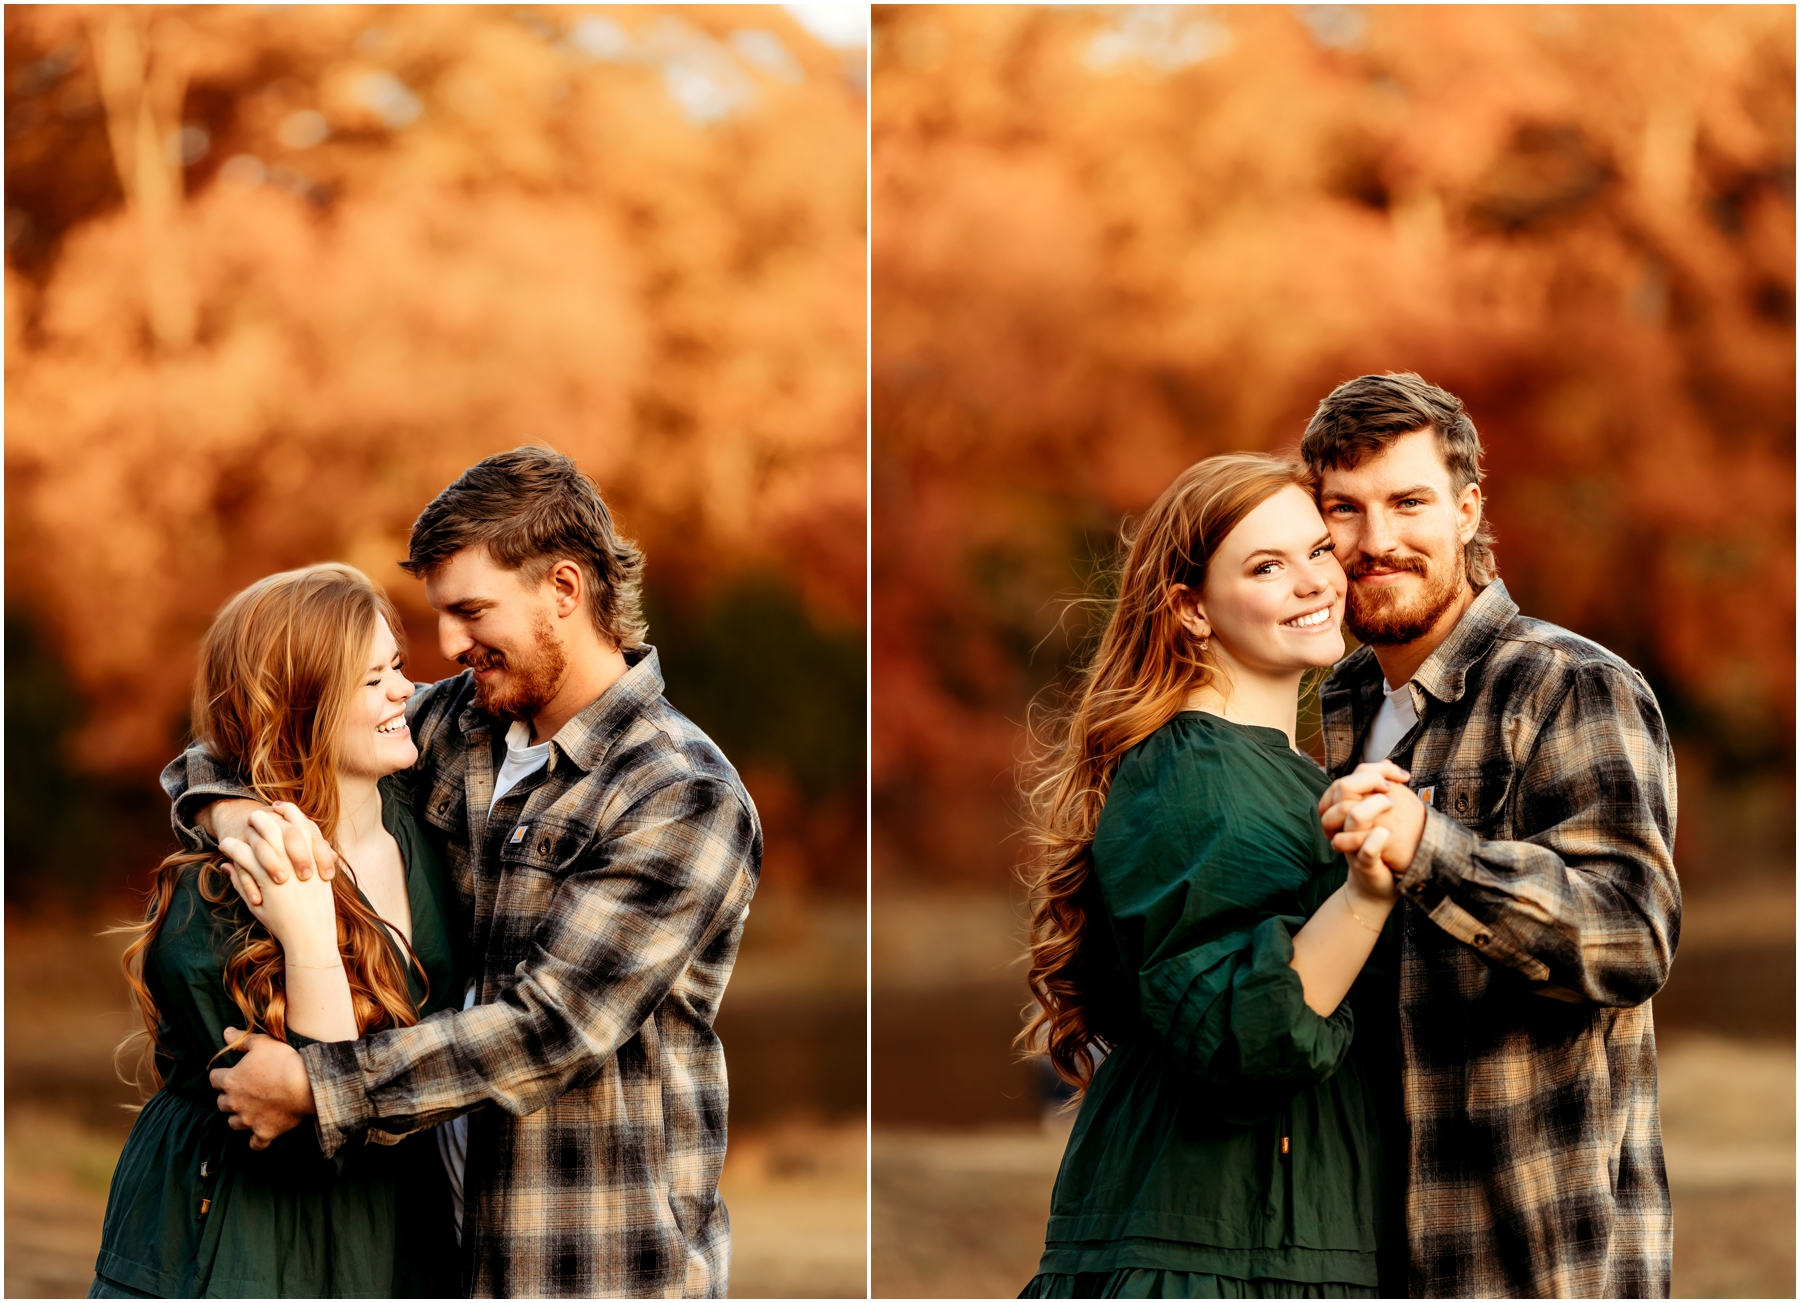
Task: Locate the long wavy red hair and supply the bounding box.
[116,563,424,1093]
[1018,454,1314,1090]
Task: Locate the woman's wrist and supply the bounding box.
[1342,877,1397,918]
[283,943,344,969]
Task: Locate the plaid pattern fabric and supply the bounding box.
[165,647,761,1298]
[1320,580,1678,1299]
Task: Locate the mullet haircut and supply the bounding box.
[1299,371,1498,586]
[401,445,647,649]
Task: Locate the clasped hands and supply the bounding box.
[208,801,337,1149]
[1319,760,1427,904]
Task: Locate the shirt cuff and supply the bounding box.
[297,1038,374,1160]
[1398,806,1551,982]
[170,786,265,855]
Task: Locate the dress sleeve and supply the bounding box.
[1102,739,1356,1117]
[1137,914,1355,1116]
[149,877,251,1061]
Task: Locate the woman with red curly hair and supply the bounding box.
[92,564,460,1298]
[1019,455,1406,1299]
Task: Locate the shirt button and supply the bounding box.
[438,800,449,813]
[1474,933,1491,947]
[537,838,551,855]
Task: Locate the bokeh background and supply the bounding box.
[870,5,1794,1297]
[5,4,866,1297]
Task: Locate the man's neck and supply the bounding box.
[1371,582,1478,690]
[527,645,630,744]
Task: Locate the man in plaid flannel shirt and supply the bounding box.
[1304,374,1678,1298]
[172,447,761,1297]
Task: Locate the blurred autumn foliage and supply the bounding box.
[872,4,1794,889]
[5,3,866,901]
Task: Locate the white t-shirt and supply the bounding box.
[435,720,553,1241]
[1361,678,1420,763]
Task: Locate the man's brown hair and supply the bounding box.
[1299,371,1498,586]
[401,446,647,649]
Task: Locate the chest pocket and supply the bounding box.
[496,813,592,877]
[1431,763,1515,837]
[423,780,467,839]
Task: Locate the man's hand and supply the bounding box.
[205,802,337,906]
[1320,760,1428,875]
[211,1028,317,1150]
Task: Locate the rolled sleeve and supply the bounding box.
[298,775,759,1151]
[1398,662,1680,1005]
[160,746,260,854]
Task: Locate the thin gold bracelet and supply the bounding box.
[1344,892,1384,937]
[288,959,344,970]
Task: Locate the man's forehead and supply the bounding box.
[1319,430,1453,494]
[423,547,523,605]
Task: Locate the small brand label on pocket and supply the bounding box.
[510,824,529,844]
[1416,785,1435,808]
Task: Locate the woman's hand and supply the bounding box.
[1338,794,1399,906]
[218,806,341,964]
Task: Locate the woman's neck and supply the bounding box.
[1184,659,1304,747]
[336,774,385,850]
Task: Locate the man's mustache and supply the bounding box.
[1347,553,1430,582]
[460,647,507,672]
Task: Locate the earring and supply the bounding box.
[1199,637,1210,652]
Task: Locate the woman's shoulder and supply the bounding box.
[1117,712,1277,795]
[149,864,240,976]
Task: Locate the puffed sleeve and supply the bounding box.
[1138,915,1354,1118]
[1097,727,1357,1121]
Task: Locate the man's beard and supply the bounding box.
[1344,547,1466,646]
[462,612,569,722]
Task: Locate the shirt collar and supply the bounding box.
[458,644,665,774]
[1409,579,1518,704]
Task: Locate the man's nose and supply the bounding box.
[438,616,472,663]
[1357,507,1399,560]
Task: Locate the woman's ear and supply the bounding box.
[1169,585,1212,642]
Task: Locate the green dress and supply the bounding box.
[91,779,464,1299]
[1023,712,1404,1300]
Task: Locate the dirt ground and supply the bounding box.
[3,907,868,1299]
[871,1032,1796,1299]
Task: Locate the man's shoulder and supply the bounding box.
[1488,611,1652,694]
[607,697,754,812]
[1322,643,1381,696]
[407,670,478,729]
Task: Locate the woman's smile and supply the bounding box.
[1281,605,1336,631]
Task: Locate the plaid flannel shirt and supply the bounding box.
[164,646,761,1298]
[1320,580,1678,1299]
